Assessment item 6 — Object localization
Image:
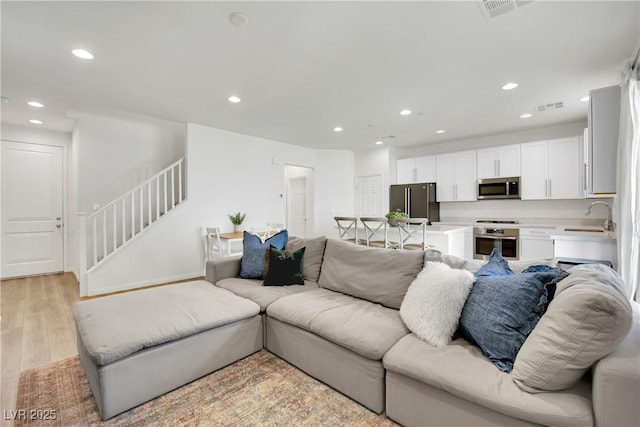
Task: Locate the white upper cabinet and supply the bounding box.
[476,144,521,179]
[521,137,583,200]
[396,156,436,184]
[436,150,477,202]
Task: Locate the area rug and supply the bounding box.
[15,350,397,426]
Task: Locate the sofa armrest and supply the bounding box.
[592,301,640,427]
[205,255,241,284]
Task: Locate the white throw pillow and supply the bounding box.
[400,261,475,347]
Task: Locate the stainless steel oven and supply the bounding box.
[473,220,519,260]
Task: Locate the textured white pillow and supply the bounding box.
[400,261,475,347]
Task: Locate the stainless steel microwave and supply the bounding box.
[477,177,521,200]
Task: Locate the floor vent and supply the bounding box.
[477,0,533,19]
[536,101,564,112]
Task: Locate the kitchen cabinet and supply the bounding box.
[396,156,436,184]
[436,150,477,202]
[586,85,620,195]
[476,144,521,179]
[521,137,583,200]
[520,227,555,261]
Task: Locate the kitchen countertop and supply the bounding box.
[434,217,616,241]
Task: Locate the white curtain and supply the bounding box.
[615,60,640,302]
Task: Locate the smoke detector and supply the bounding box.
[536,102,564,112]
[477,0,533,19]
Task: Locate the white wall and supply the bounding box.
[68,108,186,213]
[86,123,354,294]
[315,149,355,238]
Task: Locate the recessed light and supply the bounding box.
[502,82,519,90]
[229,12,249,27]
[227,96,241,103]
[375,140,384,145]
[72,49,94,59]
[436,130,446,134]
[400,109,412,116]
[520,113,533,119]
[333,127,343,132]
[28,101,44,108]
[29,119,43,125]
[580,96,590,102]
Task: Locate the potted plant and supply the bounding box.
[385,211,409,226]
[228,212,246,232]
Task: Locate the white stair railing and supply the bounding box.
[82,158,185,273]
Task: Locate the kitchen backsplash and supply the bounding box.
[440,197,615,220]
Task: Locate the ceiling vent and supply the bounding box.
[536,102,564,112]
[477,0,533,19]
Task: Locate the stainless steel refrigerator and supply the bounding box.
[389,182,440,224]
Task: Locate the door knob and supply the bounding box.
[56,224,63,228]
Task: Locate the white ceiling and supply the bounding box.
[1,1,638,150]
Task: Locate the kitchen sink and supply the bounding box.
[563,228,606,233]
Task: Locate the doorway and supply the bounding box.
[285,165,314,238]
[355,174,382,216]
[1,141,64,278]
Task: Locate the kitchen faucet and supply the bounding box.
[586,201,614,231]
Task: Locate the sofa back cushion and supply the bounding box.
[318,239,424,309]
[285,235,327,283]
[512,263,633,392]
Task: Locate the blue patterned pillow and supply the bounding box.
[239,230,288,279]
[459,266,568,372]
[475,248,514,277]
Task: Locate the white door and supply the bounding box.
[355,175,382,216]
[1,141,64,278]
[287,177,308,237]
[453,150,478,201]
[521,141,549,200]
[548,137,582,199]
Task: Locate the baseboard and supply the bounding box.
[86,272,204,297]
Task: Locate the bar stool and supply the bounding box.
[334,216,360,244]
[359,217,391,248]
[395,218,433,250]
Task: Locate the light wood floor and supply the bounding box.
[0,273,79,427]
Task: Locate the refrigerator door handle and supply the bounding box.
[407,187,411,217]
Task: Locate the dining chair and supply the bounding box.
[395,218,433,250]
[359,217,391,248]
[334,216,360,244]
[205,227,222,259]
[264,223,285,239]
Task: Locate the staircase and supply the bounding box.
[78,158,185,293]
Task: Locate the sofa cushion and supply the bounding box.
[263,246,305,286]
[459,266,568,372]
[475,248,514,277]
[400,262,475,347]
[216,277,318,312]
[318,239,424,309]
[268,288,409,360]
[285,235,327,282]
[383,334,594,427]
[239,230,288,279]
[513,263,633,392]
[74,281,260,366]
[424,249,484,272]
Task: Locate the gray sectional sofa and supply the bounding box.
[206,236,640,427]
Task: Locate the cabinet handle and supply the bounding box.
[548,179,552,197]
[496,159,500,177]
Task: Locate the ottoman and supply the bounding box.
[74,280,262,420]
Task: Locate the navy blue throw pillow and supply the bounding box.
[239,229,288,279]
[459,266,568,372]
[263,245,305,286]
[475,248,514,277]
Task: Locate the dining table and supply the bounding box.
[218,231,244,256]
